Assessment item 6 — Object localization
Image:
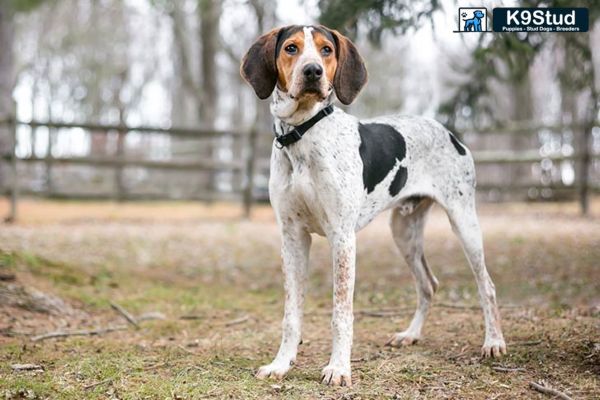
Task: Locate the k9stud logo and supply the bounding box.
[455,7,489,32]
[492,8,589,32]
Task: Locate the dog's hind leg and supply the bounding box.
[386,197,437,347]
[443,194,506,358]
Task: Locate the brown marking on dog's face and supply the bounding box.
[275,29,304,93]
[314,30,338,85]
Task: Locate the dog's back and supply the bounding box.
[358,114,475,206]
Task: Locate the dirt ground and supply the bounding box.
[0,198,599,399]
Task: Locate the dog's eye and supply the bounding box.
[285,44,298,54]
[321,46,332,56]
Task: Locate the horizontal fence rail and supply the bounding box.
[1,155,245,172]
[462,121,593,136]
[473,151,600,164]
[17,119,245,138]
[0,118,598,221]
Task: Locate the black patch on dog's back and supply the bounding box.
[358,123,407,196]
[448,132,466,156]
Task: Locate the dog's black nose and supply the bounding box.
[303,63,323,82]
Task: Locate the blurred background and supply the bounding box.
[0,0,598,220]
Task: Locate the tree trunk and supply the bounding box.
[199,0,220,129]
[198,0,221,192]
[0,3,15,191]
[170,3,200,126]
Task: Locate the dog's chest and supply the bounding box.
[281,147,339,235]
[272,126,363,234]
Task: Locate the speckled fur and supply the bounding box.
[248,26,506,387]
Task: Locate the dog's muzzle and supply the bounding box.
[303,63,323,83]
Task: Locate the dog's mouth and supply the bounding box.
[293,85,327,100]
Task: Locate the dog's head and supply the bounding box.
[473,10,484,18]
[240,25,367,106]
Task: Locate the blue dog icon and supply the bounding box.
[463,10,485,31]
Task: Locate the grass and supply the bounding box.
[0,199,599,399]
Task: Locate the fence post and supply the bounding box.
[6,116,18,223]
[45,126,54,194]
[578,124,591,215]
[114,124,126,201]
[243,126,258,218]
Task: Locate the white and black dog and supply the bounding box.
[241,25,506,387]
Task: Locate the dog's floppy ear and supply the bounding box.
[240,28,282,99]
[326,28,367,105]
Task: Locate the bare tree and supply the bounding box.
[0,2,15,190]
[199,0,221,129]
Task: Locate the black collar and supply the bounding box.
[274,105,334,148]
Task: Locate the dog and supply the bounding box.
[464,10,485,31]
[240,25,506,387]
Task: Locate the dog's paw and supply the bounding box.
[481,338,507,358]
[320,365,352,387]
[385,331,419,347]
[255,361,292,380]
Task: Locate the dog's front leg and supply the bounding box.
[256,224,311,380]
[321,232,356,387]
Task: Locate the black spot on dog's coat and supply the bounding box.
[358,123,407,196]
[448,132,466,156]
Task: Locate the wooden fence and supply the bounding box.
[0,118,259,222]
[0,118,598,222]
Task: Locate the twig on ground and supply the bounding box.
[492,366,526,373]
[356,307,413,318]
[529,381,573,400]
[31,325,128,342]
[110,302,140,329]
[435,303,481,310]
[84,378,113,390]
[434,303,521,311]
[11,363,43,371]
[358,310,407,318]
[180,315,204,320]
[509,340,542,346]
[137,311,166,321]
[223,315,249,327]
